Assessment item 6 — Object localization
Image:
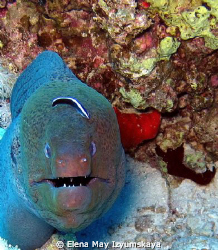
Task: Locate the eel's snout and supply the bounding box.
[46,176,94,188]
[53,152,92,178]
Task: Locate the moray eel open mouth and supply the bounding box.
[45,176,94,188]
[33,176,109,188]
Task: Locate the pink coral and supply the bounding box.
[210,75,218,88]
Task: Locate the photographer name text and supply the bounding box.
[65,240,161,249]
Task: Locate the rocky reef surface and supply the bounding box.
[78,156,218,250]
[0,0,218,249]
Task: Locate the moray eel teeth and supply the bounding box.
[33,176,109,188]
[52,97,90,119]
[46,176,94,188]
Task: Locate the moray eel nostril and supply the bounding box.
[0,51,125,250]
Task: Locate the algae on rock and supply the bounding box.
[119,87,146,109]
[147,0,218,49]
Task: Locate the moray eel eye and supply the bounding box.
[44,143,52,158]
[90,141,96,156]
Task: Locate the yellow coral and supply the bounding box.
[158,37,181,60]
[147,0,218,49]
[119,87,146,108]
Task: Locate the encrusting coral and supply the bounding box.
[0,0,217,196]
[0,63,17,99]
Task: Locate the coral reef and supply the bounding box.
[147,0,218,49]
[0,64,15,130]
[0,0,217,189]
[193,105,218,160]
[0,63,17,99]
[93,0,151,45]
[155,144,215,185]
[0,237,20,250]
[0,0,218,248]
[37,233,77,250]
[110,36,180,80]
[0,99,11,128]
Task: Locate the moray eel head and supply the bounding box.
[19,81,125,232]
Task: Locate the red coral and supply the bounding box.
[114,107,161,150]
[0,8,7,18]
[137,1,150,9]
[142,2,150,8]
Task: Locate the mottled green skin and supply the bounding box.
[21,81,125,231]
[0,51,125,250]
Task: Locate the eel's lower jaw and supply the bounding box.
[31,175,109,188]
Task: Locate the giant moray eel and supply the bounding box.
[0,51,125,250]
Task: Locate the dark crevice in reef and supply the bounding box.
[202,2,211,11]
[156,144,216,185]
[38,0,46,6]
[177,92,188,98]
[161,109,180,118]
